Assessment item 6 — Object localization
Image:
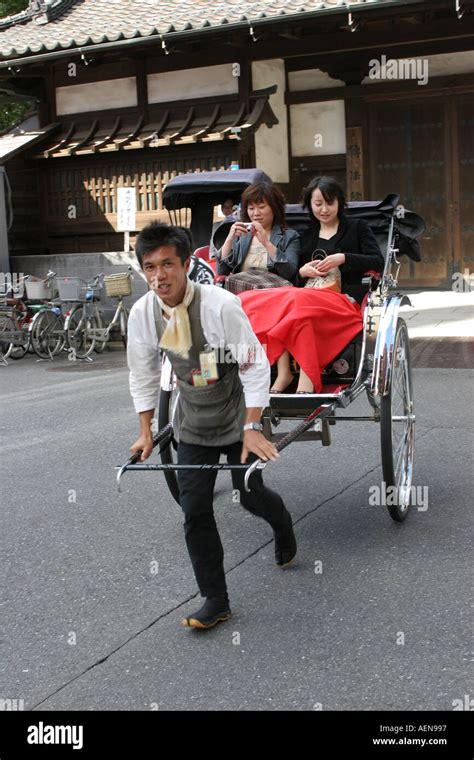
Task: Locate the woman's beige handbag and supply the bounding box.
[303,249,341,293]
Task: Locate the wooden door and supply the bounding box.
[369,97,450,286]
[288,155,347,205]
[454,94,474,285]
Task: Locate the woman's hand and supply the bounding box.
[221,222,252,258]
[312,253,345,275]
[299,262,320,279]
[250,220,269,246]
[251,220,278,259]
[227,221,253,241]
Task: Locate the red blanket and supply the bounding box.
[238,286,363,392]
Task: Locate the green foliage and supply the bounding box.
[0,0,29,17]
[0,2,31,129]
[0,102,30,131]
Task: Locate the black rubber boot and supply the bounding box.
[181,595,232,629]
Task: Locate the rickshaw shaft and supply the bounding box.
[115,463,258,471]
[274,403,336,452]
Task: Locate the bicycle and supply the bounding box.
[0,273,55,361]
[29,299,65,360]
[62,269,133,360]
[26,272,66,360]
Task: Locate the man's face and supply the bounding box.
[142,245,190,307]
[222,199,234,216]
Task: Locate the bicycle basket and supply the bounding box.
[103,272,132,297]
[25,276,58,301]
[56,277,101,301]
[77,284,102,302]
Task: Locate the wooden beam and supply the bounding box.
[167,107,196,143]
[138,109,170,148]
[68,119,99,155]
[113,115,144,149]
[136,58,148,114]
[255,15,474,64]
[41,121,76,158]
[89,116,122,152]
[186,104,221,142]
[286,73,474,105]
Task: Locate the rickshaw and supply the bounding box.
[116,169,425,524]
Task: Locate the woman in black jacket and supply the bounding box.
[298,177,384,302]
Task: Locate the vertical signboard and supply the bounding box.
[117,187,136,251]
[346,127,365,201]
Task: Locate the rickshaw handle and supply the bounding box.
[116,422,174,492]
[243,403,336,492]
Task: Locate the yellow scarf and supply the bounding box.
[156,278,195,359]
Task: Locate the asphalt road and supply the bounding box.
[0,348,472,711]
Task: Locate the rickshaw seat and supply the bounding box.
[193,245,211,261]
[192,246,217,274]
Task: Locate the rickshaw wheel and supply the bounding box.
[380,318,415,522]
[158,388,181,505]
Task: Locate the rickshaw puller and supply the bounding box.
[127,223,297,630]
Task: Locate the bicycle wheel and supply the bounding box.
[158,381,180,505]
[120,305,129,349]
[380,318,415,522]
[93,311,107,353]
[66,305,96,359]
[31,310,65,359]
[0,316,14,360]
[9,327,29,359]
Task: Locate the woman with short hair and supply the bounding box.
[215,181,301,285]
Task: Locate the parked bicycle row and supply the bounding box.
[0,269,133,364]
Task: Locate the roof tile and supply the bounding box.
[0,0,402,60]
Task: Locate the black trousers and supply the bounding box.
[177,439,290,599]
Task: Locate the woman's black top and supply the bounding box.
[299,217,385,303]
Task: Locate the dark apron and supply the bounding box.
[154,284,246,446]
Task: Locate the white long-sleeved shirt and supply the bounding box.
[127,284,271,414]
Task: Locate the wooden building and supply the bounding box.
[0,0,473,287]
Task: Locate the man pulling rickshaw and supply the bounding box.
[126,222,297,630]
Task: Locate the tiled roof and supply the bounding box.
[0,0,398,60]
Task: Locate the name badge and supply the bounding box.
[199,346,219,381]
[191,370,207,387]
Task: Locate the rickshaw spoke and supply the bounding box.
[394,365,407,400]
[394,430,409,484]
